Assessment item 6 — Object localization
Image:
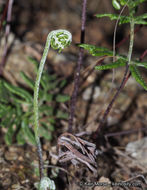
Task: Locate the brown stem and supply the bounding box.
[36,140,44,179]
[139,49,147,61]
[93,15,135,139]
[0,0,9,31]
[105,127,147,138]
[68,0,87,132]
[93,67,131,139]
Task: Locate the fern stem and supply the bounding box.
[128,19,134,65]
[34,34,51,179]
[94,18,135,137]
[33,30,72,181]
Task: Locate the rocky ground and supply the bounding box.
[0,0,147,189]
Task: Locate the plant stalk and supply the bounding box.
[33,30,72,180]
[94,18,135,137]
[68,0,87,132]
[33,35,51,179]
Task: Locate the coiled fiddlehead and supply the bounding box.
[33,29,72,188]
[49,30,72,52]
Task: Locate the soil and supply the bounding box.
[0,0,147,189]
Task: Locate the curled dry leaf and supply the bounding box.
[57,132,98,174]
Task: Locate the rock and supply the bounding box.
[125,137,147,166]
[83,86,100,101]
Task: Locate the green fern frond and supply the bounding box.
[78,44,113,56]
[95,59,126,70]
[129,0,147,8]
[130,65,147,90]
[95,14,130,24]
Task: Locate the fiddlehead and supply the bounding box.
[33,29,72,183]
[49,30,72,52]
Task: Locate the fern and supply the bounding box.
[95,59,126,70]
[95,14,130,25]
[78,44,113,56]
[79,0,147,91]
[0,59,70,145]
[129,65,147,90]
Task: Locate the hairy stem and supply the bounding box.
[34,34,51,179]
[68,0,87,132]
[33,30,72,180]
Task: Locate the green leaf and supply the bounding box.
[135,13,147,20]
[112,0,121,10]
[48,118,55,124]
[40,78,46,89]
[95,14,130,24]
[20,71,34,89]
[4,124,14,145]
[134,14,147,25]
[129,0,147,8]
[38,89,45,100]
[4,110,21,145]
[134,20,147,25]
[130,65,147,90]
[56,110,68,119]
[41,74,57,90]
[78,44,113,56]
[0,80,10,103]
[27,57,38,72]
[55,94,70,102]
[47,81,58,91]
[21,119,36,145]
[1,108,15,127]
[39,105,53,116]
[0,104,11,118]
[4,82,32,103]
[11,94,30,104]
[16,129,26,145]
[41,122,54,132]
[59,79,67,88]
[45,94,53,102]
[95,59,126,70]
[119,0,128,6]
[42,73,56,82]
[132,61,147,69]
[39,123,53,141]
[96,13,119,20]
[16,104,22,116]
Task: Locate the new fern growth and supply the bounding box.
[33,29,72,189]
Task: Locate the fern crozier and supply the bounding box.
[49,29,72,52]
[33,29,72,182]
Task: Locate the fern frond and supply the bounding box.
[130,65,147,90]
